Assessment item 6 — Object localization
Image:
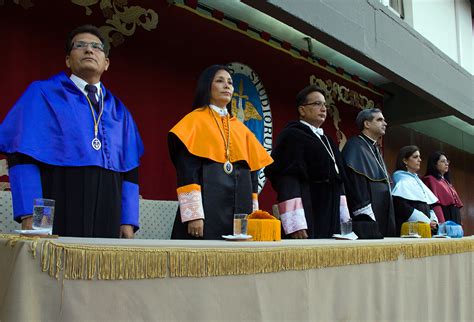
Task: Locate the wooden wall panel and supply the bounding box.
[385,126,474,236]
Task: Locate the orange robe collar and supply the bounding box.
[170,107,273,171]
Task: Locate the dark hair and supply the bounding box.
[395,145,420,171]
[425,151,451,182]
[295,85,325,116]
[356,108,382,132]
[65,25,110,56]
[192,65,232,112]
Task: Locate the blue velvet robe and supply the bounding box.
[0,73,144,237]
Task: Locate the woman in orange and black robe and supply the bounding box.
[168,65,272,240]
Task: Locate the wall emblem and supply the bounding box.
[227,62,272,193]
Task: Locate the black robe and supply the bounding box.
[7,153,138,238]
[342,135,396,237]
[392,197,431,235]
[168,134,258,239]
[265,121,345,238]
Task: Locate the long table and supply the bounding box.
[1,234,473,321]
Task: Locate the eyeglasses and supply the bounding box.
[439,159,450,164]
[302,101,326,108]
[72,41,105,52]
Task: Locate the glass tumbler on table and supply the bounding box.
[233,213,248,236]
[32,198,55,234]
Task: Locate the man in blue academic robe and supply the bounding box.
[0,25,144,238]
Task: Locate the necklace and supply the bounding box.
[358,135,390,185]
[85,89,104,151]
[210,108,233,174]
[315,134,339,174]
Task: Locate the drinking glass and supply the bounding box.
[438,223,446,236]
[233,213,248,236]
[408,222,417,236]
[341,220,352,236]
[32,198,55,234]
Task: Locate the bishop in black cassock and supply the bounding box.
[342,108,396,237]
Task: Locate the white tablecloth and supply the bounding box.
[1,236,472,321]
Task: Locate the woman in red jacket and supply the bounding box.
[422,151,463,225]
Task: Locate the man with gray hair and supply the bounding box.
[341,108,396,237]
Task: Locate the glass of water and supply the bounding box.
[437,223,446,236]
[32,198,55,234]
[341,219,352,236]
[233,213,248,236]
[408,222,417,236]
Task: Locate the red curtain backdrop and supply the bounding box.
[0,1,383,211]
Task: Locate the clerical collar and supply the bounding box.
[360,133,377,145]
[300,120,324,136]
[209,104,228,117]
[70,74,101,98]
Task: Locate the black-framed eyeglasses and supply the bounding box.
[72,41,105,52]
[302,100,326,108]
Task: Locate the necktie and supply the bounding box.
[85,84,99,112]
[314,127,324,136]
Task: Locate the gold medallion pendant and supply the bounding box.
[210,107,233,175]
[224,160,233,174]
[86,89,104,152]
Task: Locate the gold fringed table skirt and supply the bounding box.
[1,234,473,280]
[1,234,473,321]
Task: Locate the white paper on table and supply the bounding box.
[332,232,358,240]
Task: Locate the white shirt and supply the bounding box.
[209,104,228,117]
[70,74,101,100]
[299,120,324,136]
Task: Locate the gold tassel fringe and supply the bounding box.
[168,244,403,277]
[40,240,168,280]
[1,234,473,280]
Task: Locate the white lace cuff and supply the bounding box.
[339,195,351,223]
[429,210,438,223]
[353,204,376,221]
[177,184,205,223]
[278,198,308,234]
